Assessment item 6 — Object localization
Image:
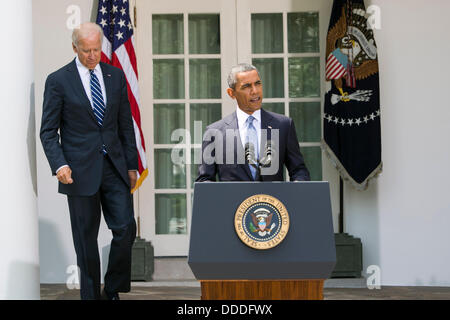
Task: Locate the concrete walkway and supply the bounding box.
[40,280,450,300]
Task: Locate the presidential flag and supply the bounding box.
[323,0,382,190]
[96,0,148,192]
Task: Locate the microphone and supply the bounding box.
[244,142,258,168]
[259,141,272,168]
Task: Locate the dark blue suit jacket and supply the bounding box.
[196,109,310,182]
[40,59,138,196]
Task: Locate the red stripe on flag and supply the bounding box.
[327,63,343,79]
[124,39,139,77]
[111,51,147,155]
[101,52,111,65]
[326,57,338,73]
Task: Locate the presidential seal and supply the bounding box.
[234,194,289,250]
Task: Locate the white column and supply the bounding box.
[0,0,40,299]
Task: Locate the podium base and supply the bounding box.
[200,280,324,300]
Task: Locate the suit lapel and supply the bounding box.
[225,112,253,180]
[100,63,113,122]
[260,109,273,153]
[66,59,98,124]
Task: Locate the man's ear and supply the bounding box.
[72,43,78,54]
[227,88,236,99]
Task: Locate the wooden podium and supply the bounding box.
[200,280,324,300]
[188,182,336,301]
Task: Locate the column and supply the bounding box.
[0,0,40,299]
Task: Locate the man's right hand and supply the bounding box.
[57,166,74,184]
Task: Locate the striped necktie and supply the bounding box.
[89,70,106,126]
[246,115,259,180]
[90,70,107,154]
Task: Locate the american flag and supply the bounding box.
[96,0,148,192]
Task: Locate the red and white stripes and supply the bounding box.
[102,35,148,191]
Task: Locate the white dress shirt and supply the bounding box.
[75,57,107,108]
[236,106,261,153]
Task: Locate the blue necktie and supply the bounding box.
[90,70,107,154]
[246,115,259,180]
[90,70,106,126]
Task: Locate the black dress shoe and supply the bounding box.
[101,288,120,300]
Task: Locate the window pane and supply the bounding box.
[153,59,185,99]
[155,194,187,234]
[251,13,283,54]
[154,104,185,144]
[191,148,202,188]
[289,57,320,98]
[290,102,321,142]
[189,59,221,99]
[288,12,319,53]
[190,104,222,144]
[301,146,322,181]
[262,103,285,115]
[189,14,220,54]
[253,58,284,98]
[155,149,186,189]
[153,14,184,54]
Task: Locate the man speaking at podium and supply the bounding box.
[196,63,310,183]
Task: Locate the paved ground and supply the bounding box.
[40,283,450,300]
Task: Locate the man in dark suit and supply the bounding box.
[196,63,310,182]
[40,23,138,300]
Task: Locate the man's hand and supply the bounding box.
[128,170,138,191]
[57,166,73,184]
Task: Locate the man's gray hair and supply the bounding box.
[227,63,260,89]
[72,22,104,48]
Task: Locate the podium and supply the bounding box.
[188,182,336,300]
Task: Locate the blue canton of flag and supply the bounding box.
[96,0,134,52]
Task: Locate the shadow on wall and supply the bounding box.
[90,0,99,22]
[102,244,111,282]
[27,82,37,196]
[345,178,381,277]
[7,261,40,300]
[39,217,113,285]
[39,218,72,284]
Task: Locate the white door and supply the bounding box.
[134,0,337,257]
[134,0,237,256]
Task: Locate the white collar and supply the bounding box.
[75,57,102,75]
[236,106,261,129]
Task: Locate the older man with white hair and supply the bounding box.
[40,22,138,300]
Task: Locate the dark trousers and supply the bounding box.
[67,156,136,300]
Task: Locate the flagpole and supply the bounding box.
[339,177,344,234]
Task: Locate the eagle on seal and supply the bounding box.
[250,208,274,236]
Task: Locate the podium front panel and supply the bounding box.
[188,182,336,280]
